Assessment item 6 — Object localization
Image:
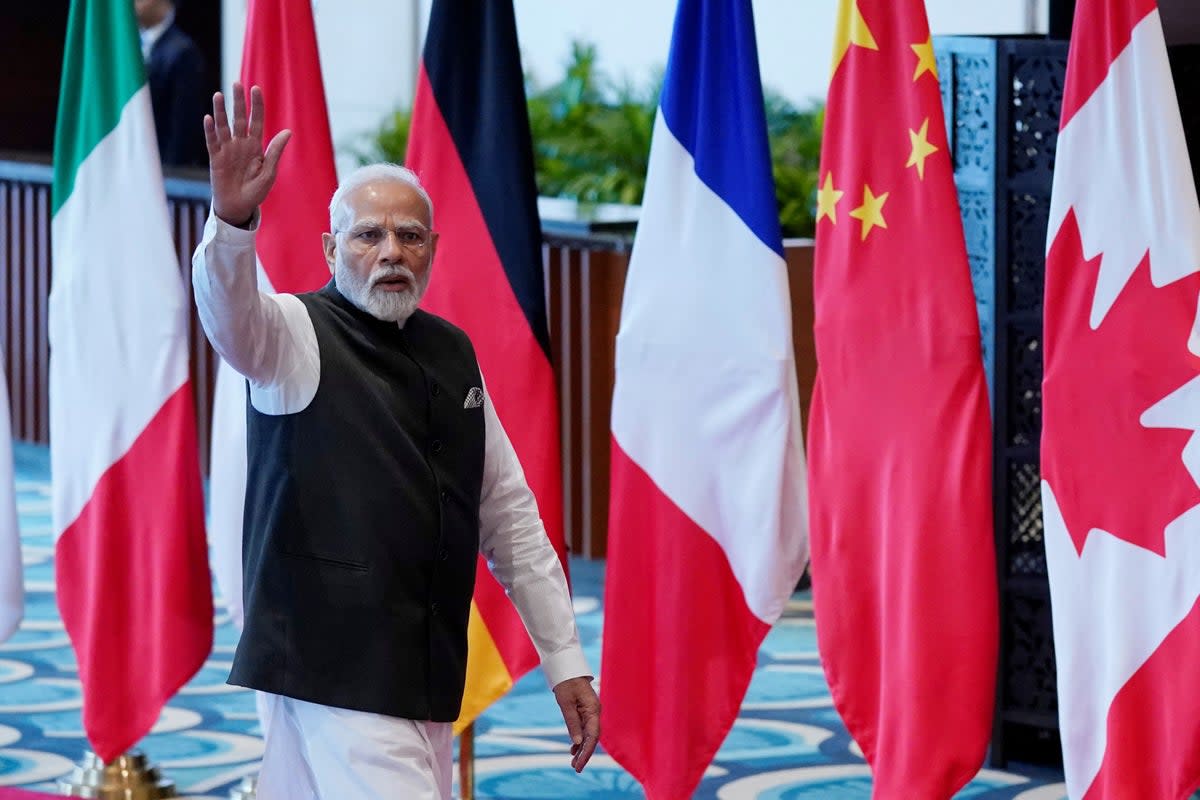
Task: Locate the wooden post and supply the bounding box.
[459,723,475,800]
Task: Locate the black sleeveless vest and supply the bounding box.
[229,282,486,722]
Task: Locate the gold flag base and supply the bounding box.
[58,751,176,798]
[229,774,256,800]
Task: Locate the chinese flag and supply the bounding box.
[807,1,997,797]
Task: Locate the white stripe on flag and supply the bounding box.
[50,86,190,534]
[209,357,248,627]
[1043,482,1200,792]
[1047,10,1200,325]
[611,113,808,624]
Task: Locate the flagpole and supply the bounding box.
[459,723,475,800]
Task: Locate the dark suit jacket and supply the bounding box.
[146,23,207,168]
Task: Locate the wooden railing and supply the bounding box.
[544,231,629,560]
[0,155,815,559]
[0,156,52,445]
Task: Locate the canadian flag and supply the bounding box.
[1041,0,1200,796]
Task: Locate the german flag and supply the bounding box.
[406,0,567,731]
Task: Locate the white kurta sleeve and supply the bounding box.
[477,384,592,688]
[191,210,319,414]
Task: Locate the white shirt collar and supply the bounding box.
[140,9,175,62]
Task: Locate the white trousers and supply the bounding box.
[255,692,454,800]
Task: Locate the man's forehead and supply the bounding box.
[344,181,429,223]
[346,216,427,230]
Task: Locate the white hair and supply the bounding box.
[328,163,434,232]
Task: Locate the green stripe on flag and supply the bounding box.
[52,0,147,215]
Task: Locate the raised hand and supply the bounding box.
[203,82,292,227]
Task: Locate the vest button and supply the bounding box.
[439,549,449,561]
[431,440,443,454]
[440,490,449,503]
[431,383,441,397]
[430,602,440,616]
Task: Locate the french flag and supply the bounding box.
[599,1,809,797]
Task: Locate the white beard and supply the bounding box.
[334,255,430,323]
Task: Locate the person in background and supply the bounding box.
[135,0,207,167]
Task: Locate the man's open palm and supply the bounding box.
[203,82,291,226]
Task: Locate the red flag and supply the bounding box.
[208,0,337,627]
[1042,1,1200,796]
[238,0,336,293]
[405,0,568,728]
[807,0,997,796]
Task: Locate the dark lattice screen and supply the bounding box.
[936,35,1067,767]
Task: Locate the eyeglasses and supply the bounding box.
[338,223,433,252]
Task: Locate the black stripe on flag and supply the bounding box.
[422,0,551,356]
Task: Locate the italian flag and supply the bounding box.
[51,0,212,763]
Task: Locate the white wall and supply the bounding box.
[516,0,1045,108]
[220,0,1044,175]
[221,0,426,176]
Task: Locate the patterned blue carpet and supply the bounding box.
[0,442,1069,798]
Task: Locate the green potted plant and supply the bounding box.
[350,41,823,238]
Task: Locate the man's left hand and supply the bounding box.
[553,676,600,772]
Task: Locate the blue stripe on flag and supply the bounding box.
[659,0,783,257]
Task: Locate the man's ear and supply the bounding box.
[322,233,337,274]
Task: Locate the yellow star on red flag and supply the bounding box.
[911,36,938,82]
[809,1,999,794]
[849,184,889,241]
[906,118,940,180]
[831,0,878,76]
[817,173,846,224]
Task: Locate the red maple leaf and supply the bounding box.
[1042,210,1200,557]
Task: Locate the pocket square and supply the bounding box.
[463,387,484,409]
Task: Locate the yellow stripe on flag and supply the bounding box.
[453,600,514,735]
